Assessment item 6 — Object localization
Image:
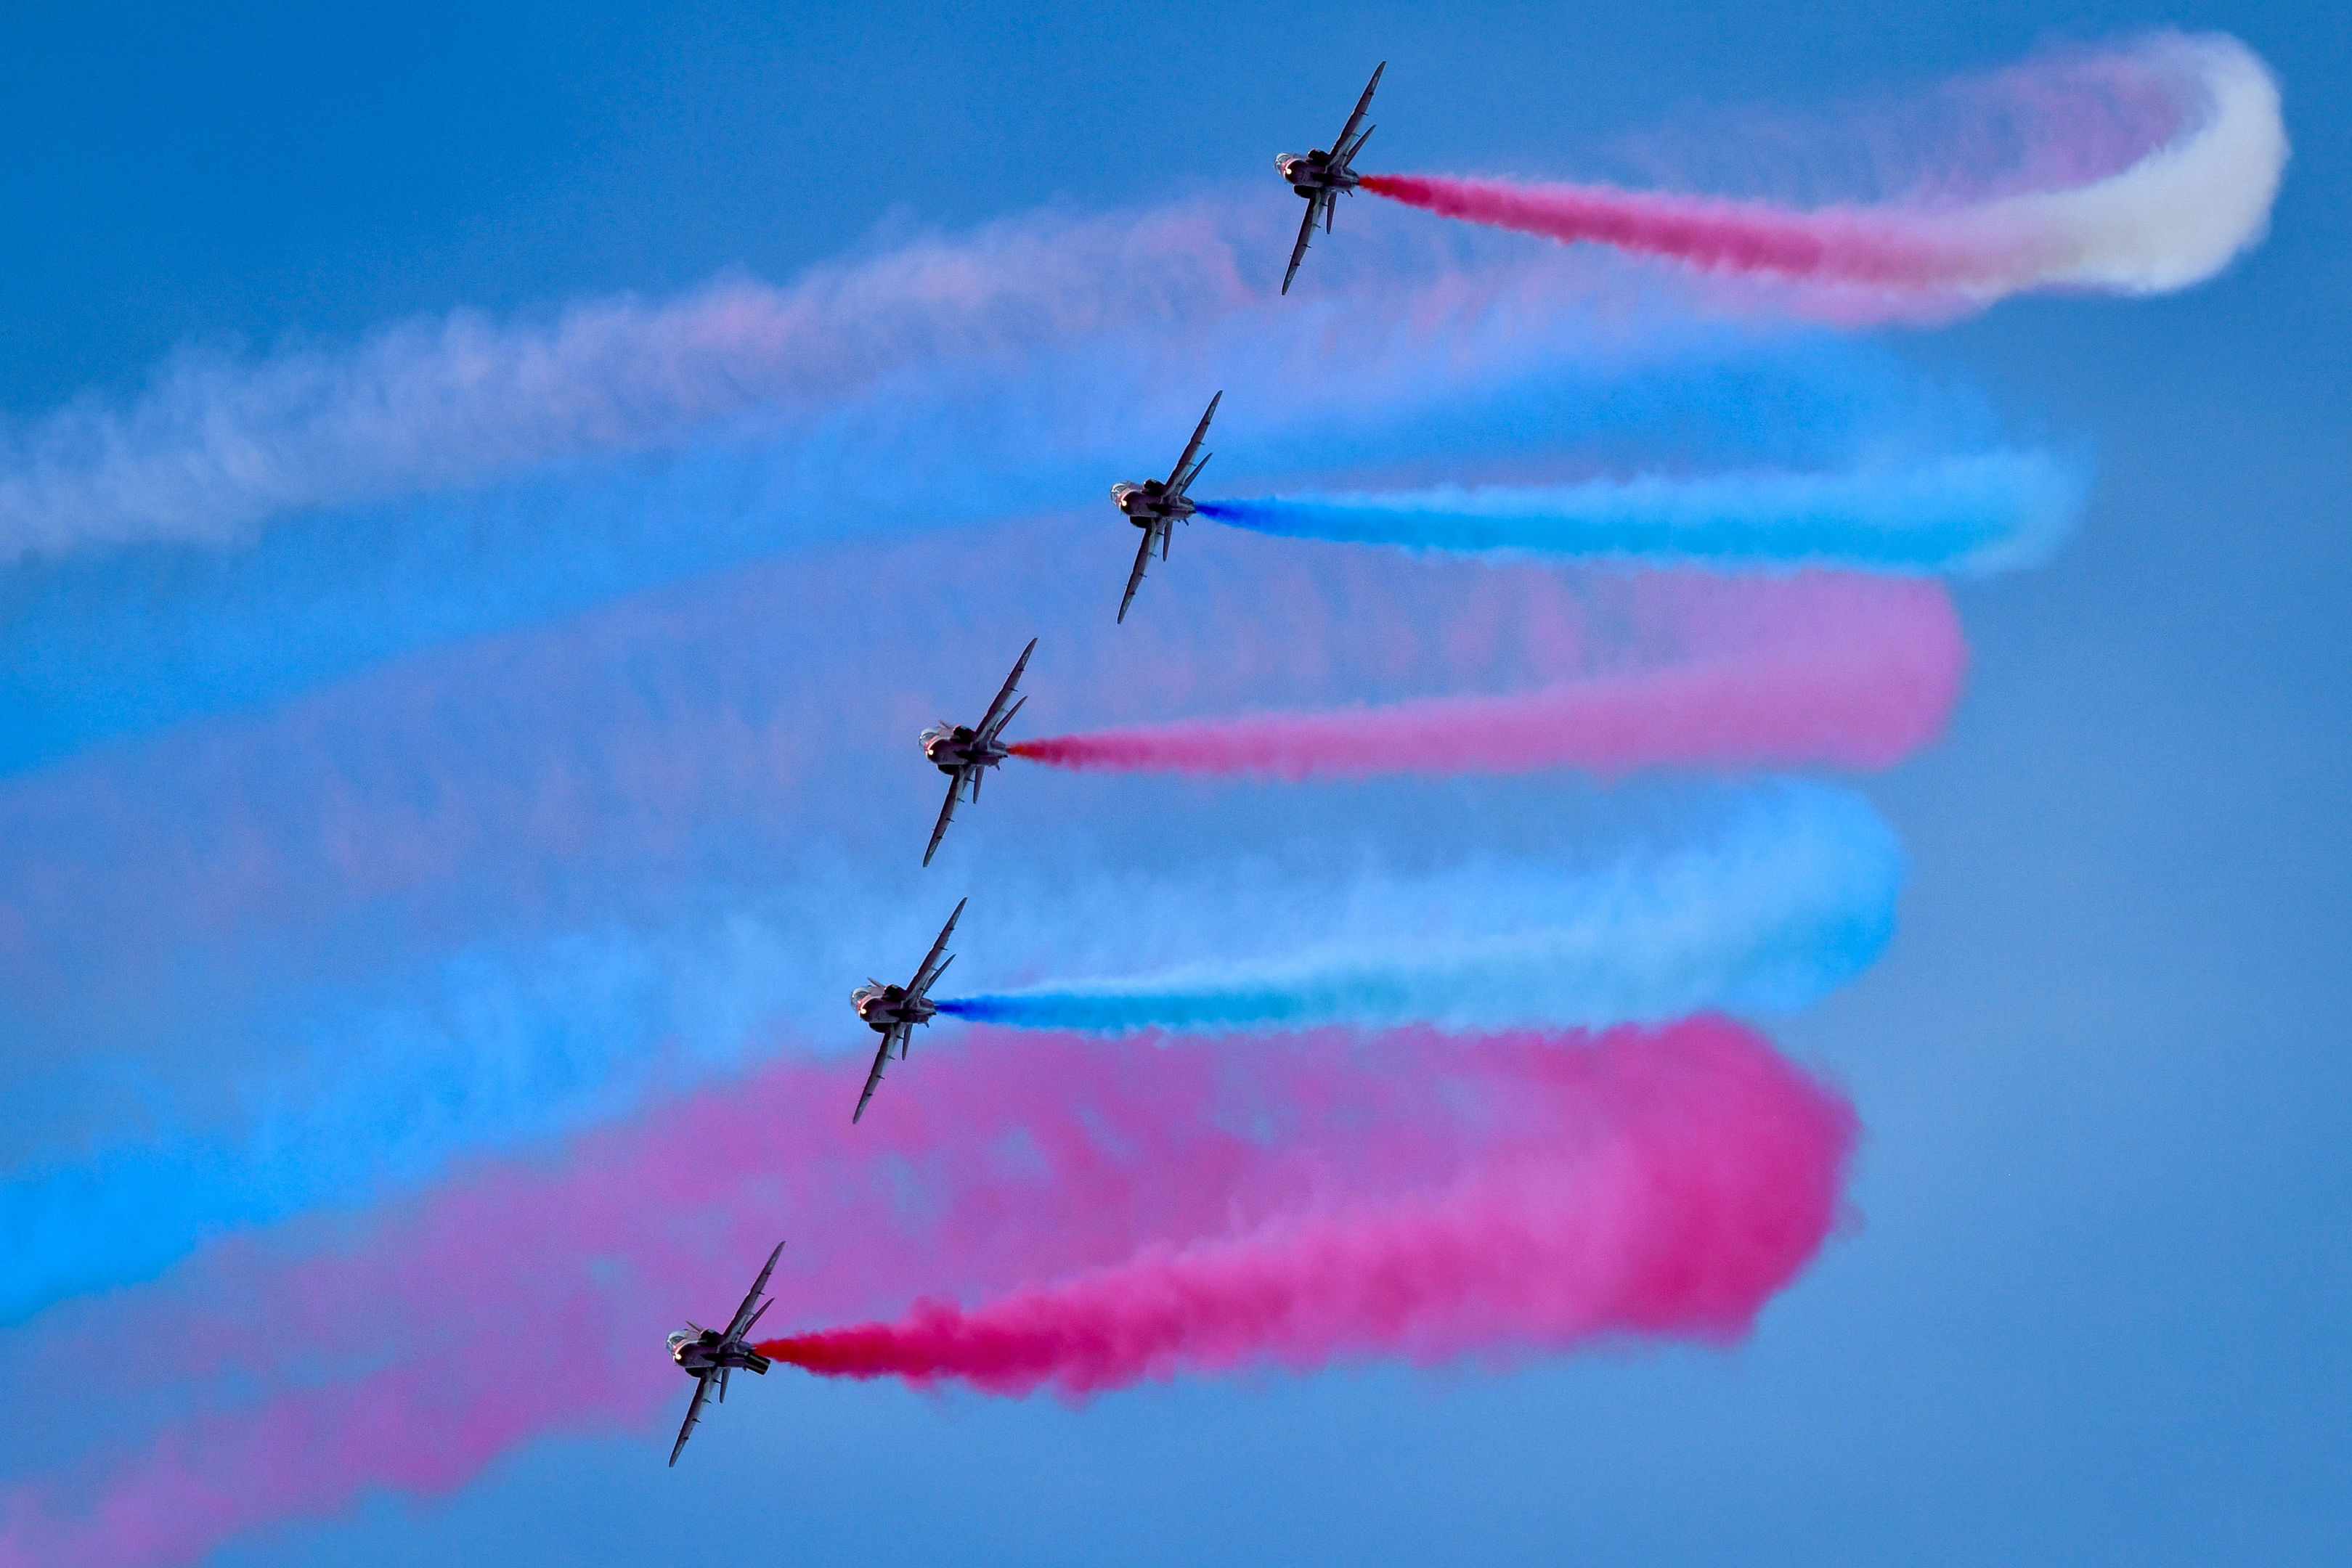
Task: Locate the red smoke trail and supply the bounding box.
[1013,575,1961,779]
[0,544,1874,1003]
[1362,173,1967,291]
[760,1021,1853,1397]
[0,1021,1852,1567]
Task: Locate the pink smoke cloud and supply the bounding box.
[765,1023,1852,1395]
[1014,574,1961,780]
[0,1020,1852,1567]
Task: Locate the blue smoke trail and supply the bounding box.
[1197,449,2088,575]
[0,777,1897,1323]
[938,782,1901,1036]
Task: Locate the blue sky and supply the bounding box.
[1,1,2345,1564]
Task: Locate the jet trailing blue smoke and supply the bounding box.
[938,781,1901,1036]
[1196,449,2087,576]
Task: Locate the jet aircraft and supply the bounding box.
[1110,392,1219,624]
[1277,62,1385,294]
[850,898,964,1123]
[919,637,1037,865]
[666,1238,785,1466]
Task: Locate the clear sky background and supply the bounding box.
[1,1,2345,1564]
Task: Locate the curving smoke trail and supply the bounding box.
[938,782,1900,1035]
[762,1021,1852,1397]
[1195,450,2086,574]
[0,1020,1852,1568]
[1364,33,2284,310]
[1012,575,1964,778]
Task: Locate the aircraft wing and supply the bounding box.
[1173,451,1210,499]
[975,637,1038,737]
[911,955,951,1018]
[1282,199,1320,295]
[1118,524,1157,621]
[922,769,967,867]
[1330,62,1383,167]
[980,695,1026,746]
[669,1373,713,1466]
[908,898,965,997]
[725,1241,786,1340]
[1163,393,1221,489]
[852,1025,901,1124]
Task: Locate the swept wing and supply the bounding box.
[980,698,1025,747]
[853,1021,908,1123]
[1283,199,1324,295]
[1335,122,1374,177]
[1163,393,1221,491]
[908,899,964,1000]
[923,769,969,867]
[725,1241,786,1340]
[1330,62,1383,168]
[975,637,1038,737]
[1118,525,1159,623]
[669,1373,714,1466]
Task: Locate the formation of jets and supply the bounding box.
[667,64,1391,1466]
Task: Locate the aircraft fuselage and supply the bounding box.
[853,981,937,1032]
[1278,150,1359,197]
[921,722,1012,774]
[1112,478,1196,528]
[667,1328,773,1377]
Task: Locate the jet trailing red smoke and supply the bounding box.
[1009,574,1962,780]
[1356,33,2287,311]
[760,1017,1854,1396]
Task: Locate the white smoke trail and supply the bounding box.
[0,208,1249,558]
[1952,33,2288,295]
